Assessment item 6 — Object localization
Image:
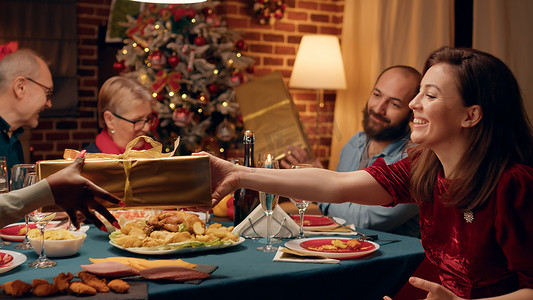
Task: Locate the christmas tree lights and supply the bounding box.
[115,1,255,155]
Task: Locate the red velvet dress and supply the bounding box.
[365,158,533,298]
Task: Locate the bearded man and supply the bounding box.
[283,65,421,237]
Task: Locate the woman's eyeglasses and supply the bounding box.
[25,77,53,101]
[111,112,157,131]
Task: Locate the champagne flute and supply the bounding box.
[11,164,36,250]
[290,164,314,239]
[27,209,57,268]
[257,154,280,252]
[0,157,9,247]
[14,172,37,250]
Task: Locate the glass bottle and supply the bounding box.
[233,130,260,226]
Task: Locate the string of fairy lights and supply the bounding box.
[114,3,254,155]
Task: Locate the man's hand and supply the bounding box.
[45,151,125,232]
[280,145,323,169]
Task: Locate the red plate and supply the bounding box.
[300,238,375,253]
[290,215,335,227]
[0,223,37,241]
[285,237,380,259]
[0,252,13,267]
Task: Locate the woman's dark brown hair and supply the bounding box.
[410,47,533,211]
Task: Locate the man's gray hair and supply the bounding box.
[0,49,42,93]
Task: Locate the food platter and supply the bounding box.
[0,250,26,274]
[109,237,245,255]
[290,215,346,231]
[285,237,379,259]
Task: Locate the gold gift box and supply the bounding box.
[37,137,211,209]
[235,70,314,161]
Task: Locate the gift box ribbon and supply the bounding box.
[63,136,180,203]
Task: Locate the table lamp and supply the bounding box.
[289,34,347,157]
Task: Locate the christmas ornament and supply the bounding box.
[205,12,220,27]
[194,35,206,46]
[235,40,247,51]
[148,50,167,70]
[216,119,236,142]
[168,54,180,67]
[231,72,244,85]
[113,61,126,73]
[207,84,219,94]
[173,107,192,127]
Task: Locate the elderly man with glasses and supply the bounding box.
[0,49,53,171]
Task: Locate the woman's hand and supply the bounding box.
[192,151,240,207]
[45,150,125,231]
[383,277,463,300]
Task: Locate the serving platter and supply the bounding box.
[285,237,379,259]
[109,237,245,255]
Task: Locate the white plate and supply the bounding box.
[285,237,379,259]
[296,216,345,231]
[109,237,245,255]
[0,250,27,274]
[0,221,61,242]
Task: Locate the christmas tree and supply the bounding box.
[114,1,255,156]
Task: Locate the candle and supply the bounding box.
[265,154,273,169]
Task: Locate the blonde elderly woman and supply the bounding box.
[85,76,157,154]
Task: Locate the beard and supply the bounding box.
[362,108,411,141]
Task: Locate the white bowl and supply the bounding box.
[28,230,86,257]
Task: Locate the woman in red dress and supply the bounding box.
[199,47,533,299]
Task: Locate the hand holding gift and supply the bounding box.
[46,150,124,231]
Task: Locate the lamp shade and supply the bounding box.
[131,0,206,3]
[289,34,347,90]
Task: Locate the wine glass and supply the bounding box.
[0,157,8,194]
[27,210,57,268]
[257,154,280,252]
[290,164,314,239]
[11,164,36,250]
[0,157,9,247]
[14,172,37,250]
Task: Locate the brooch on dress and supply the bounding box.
[463,210,474,223]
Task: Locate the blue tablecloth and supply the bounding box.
[0,224,424,299]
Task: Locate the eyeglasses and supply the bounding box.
[111,112,157,131]
[25,77,53,101]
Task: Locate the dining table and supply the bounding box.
[0,218,425,300]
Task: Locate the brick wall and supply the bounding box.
[30,0,344,168]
